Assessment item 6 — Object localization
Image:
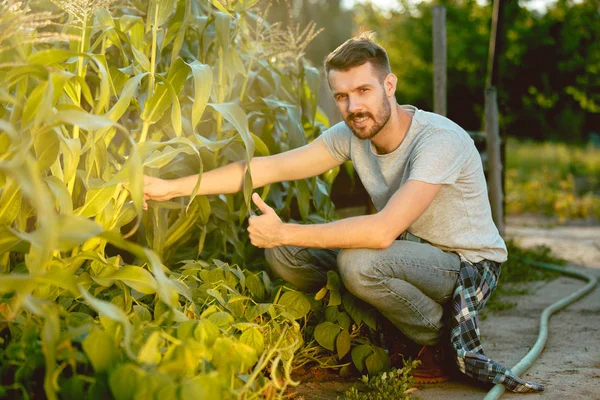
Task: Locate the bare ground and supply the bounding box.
[290,216,600,399]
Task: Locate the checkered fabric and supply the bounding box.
[450,258,545,393]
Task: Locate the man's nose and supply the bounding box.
[347,96,363,114]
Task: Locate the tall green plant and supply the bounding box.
[0,0,337,398]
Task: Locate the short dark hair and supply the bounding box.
[324,32,391,81]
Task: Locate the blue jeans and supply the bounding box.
[265,239,461,345]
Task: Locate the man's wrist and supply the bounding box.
[277,222,291,247]
[167,178,184,199]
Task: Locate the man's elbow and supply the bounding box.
[375,236,395,249]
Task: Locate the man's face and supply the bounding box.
[328,62,393,140]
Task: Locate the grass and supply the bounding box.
[483,240,564,315]
[505,138,600,221]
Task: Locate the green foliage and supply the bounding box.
[354,0,600,142]
[343,358,421,400]
[506,138,600,221]
[0,0,340,398]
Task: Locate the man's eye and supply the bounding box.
[360,88,368,93]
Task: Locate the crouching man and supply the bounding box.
[143,32,543,392]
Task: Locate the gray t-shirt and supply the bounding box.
[321,105,507,263]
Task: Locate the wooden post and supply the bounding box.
[485,87,504,236]
[433,6,447,116]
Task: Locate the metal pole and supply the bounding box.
[485,87,504,236]
[433,6,447,116]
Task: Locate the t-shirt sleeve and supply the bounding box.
[319,122,352,163]
[408,131,470,185]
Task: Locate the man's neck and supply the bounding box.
[371,104,413,155]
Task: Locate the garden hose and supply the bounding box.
[484,259,598,400]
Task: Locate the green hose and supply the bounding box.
[484,259,598,400]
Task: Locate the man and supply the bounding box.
[142,33,543,392]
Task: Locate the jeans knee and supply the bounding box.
[337,248,379,295]
[264,246,323,292]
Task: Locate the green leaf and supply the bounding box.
[34,130,60,172]
[324,306,339,322]
[0,227,22,254]
[22,81,47,127]
[144,248,179,309]
[49,110,121,131]
[0,179,22,225]
[245,273,265,301]
[137,331,162,366]
[28,49,73,66]
[336,329,351,359]
[326,270,341,291]
[109,266,157,294]
[314,321,341,351]
[106,73,146,123]
[245,303,270,321]
[131,45,150,72]
[338,312,352,331]
[208,311,234,327]
[351,344,373,373]
[277,291,311,319]
[295,179,310,219]
[365,346,391,375]
[75,184,118,218]
[314,286,327,301]
[205,288,226,306]
[143,144,198,168]
[239,327,264,354]
[186,61,213,129]
[155,0,177,26]
[180,374,224,400]
[208,102,255,160]
[158,75,182,136]
[79,287,135,359]
[328,289,342,307]
[209,2,232,17]
[194,319,220,346]
[83,329,120,372]
[108,363,141,400]
[56,215,104,251]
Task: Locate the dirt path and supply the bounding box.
[292,216,600,399]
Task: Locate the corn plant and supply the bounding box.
[0,0,343,398]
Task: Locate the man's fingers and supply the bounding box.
[251,193,272,214]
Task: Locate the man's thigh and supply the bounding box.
[338,240,461,303]
[265,246,339,291]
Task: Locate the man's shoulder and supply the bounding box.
[412,111,474,149]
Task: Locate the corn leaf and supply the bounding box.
[75,184,119,218]
[208,1,232,17]
[0,179,22,226]
[55,215,104,251]
[33,130,60,172]
[186,61,213,130]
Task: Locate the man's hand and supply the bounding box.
[142,176,176,210]
[248,193,283,248]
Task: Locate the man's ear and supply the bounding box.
[384,73,397,96]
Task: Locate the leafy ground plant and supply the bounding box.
[343,359,421,400]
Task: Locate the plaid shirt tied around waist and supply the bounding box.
[450,258,544,393]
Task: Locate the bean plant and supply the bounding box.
[0,0,396,399]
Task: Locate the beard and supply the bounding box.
[345,94,392,140]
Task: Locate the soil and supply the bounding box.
[288,215,600,399]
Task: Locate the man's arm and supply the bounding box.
[143,137,342,207]
[248,179,441,249]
